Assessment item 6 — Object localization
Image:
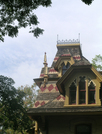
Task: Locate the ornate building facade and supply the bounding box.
[28,39,102,134]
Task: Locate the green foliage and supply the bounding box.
[0,0,94,41]
[0,75,32,133]
[92,54,102,71]
[0,0,52,41]
[5,128,30,134]
[81,0,94,5]
[18,83,38,109]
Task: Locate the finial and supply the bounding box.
[43,52,48,87]
[44,52,47,65]
[78,33,80,42]
[43,52,48,74]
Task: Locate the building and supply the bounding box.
[28,39,102,134]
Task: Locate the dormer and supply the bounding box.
[54,55,75,77]
[62,62,70,75]
[57,64,102,107]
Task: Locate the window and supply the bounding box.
[79,76,86,104]
[88,81,95,104]
[69,79,76,104]
[62,62,70,75]
[76,124,91,134]
[69,76,96,105]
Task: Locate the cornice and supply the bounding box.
[28,106,102,115]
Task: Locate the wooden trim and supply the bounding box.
[76,77,79,105]
[86,77,88,105]
[91,66,102,82]
[57,43,80,47]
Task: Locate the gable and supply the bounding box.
[54,55,75,77]
[57,64,102,107]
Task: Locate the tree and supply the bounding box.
[92,54,102,71]
[18,83,38,109]
[0,0,52,42]
[81,0,94,5]
[0,75,32,133]
[0,0,94,42]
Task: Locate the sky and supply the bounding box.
[0,0,102,88]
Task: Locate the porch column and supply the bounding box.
[35,121,38,134]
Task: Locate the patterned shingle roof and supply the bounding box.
[73,56,91,66]
[32,41,91,111]
[33,82,64,108]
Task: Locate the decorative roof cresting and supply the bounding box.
[57,39,80,45]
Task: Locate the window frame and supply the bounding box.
[69,81,77,105]
[68,76,96,106]
[79,76,86,104]
[62,62,70,75]
[88,81,96,104]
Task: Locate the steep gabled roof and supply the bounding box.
[56,61,102,95]
[29,39,98,114]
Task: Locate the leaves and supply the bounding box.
[0,0,52,41]
[30,27,44,38]
[0,75,32,133]
[18,83,38,109]
[92,54,102,71]
[0,0,95,41]
[81,0,94,5]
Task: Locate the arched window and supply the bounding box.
[68,76,96,106]
[69,79,76,104]
[79,76,86,104]
[62,62,70,75]
[88,81,95,104]
[76,124,91,134]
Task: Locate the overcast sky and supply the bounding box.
[0,0,102,88]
